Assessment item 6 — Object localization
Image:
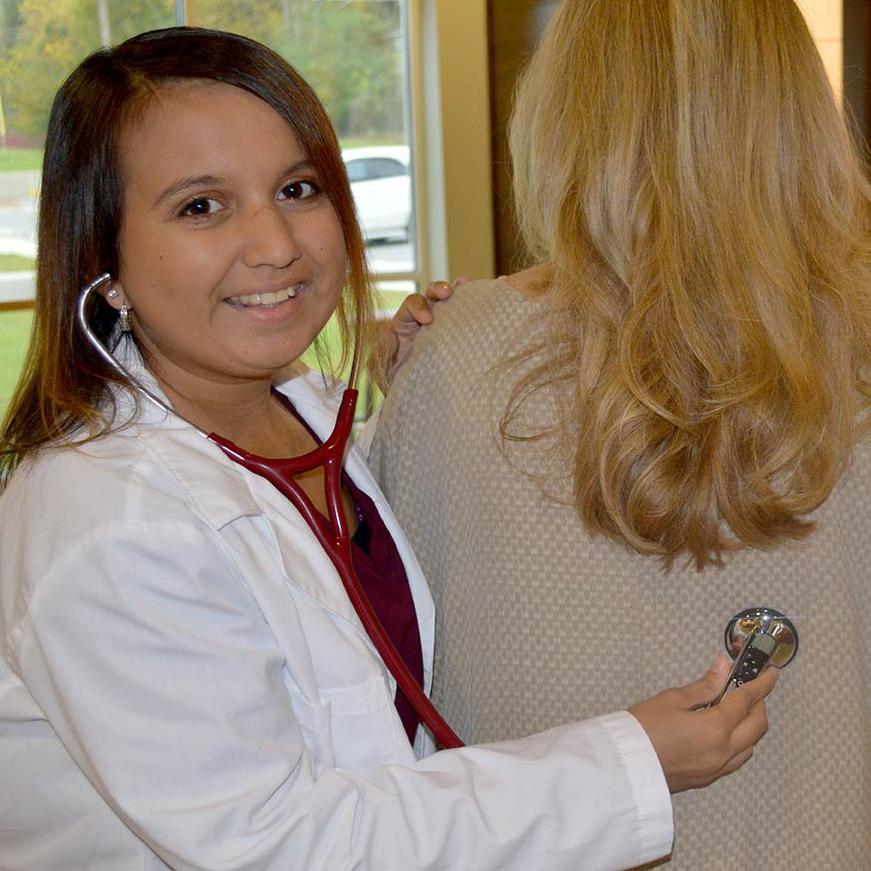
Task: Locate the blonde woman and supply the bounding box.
[370,0,871,867]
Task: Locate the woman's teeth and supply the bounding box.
[228,286,299,307]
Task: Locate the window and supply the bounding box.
[345,161,370,184]
[0,0,430,414]
[351,156,409,181]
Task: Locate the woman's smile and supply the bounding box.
[224,283,304,308]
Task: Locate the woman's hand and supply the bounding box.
[374,278,468,391]
[629,656,778,793]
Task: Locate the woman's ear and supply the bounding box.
[101,283,129,312]
[101,283,134,333]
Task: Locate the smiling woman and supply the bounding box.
[1,27,371,470]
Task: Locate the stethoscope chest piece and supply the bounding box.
[725,606,799,670]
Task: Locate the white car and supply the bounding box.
[342,145,412,243]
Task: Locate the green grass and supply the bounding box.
[0,309,33,413]
[338,136,403,150]
[0,254,35,272]
[0,148,42,171]
[0,142,400,172]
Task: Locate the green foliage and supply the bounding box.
[1,0,175,141]
[190,0,404,139]
[0,0,404,143]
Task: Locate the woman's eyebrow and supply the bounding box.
[153,175,224,207]
[153,161,316,207]
[282,159,315,177]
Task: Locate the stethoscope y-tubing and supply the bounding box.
[210,397,464,749]
[77,273,464,750]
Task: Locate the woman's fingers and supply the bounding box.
[395,275,463,331]
[721,664,779,722]
[705,672,778,782]
[628,663,779,794]
[423,276,468,302]
[378,278,466,388]
[422,280,451,302]
[680,655,732,709]
[718,667,777,752]
[393,293,435,328]
[372,276,471,390]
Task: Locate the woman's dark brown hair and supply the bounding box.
[0,27,372,477]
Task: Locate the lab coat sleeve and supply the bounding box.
[7,518,672,871]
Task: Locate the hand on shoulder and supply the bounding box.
[374,277,469,390]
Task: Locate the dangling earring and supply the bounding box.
[105,287,130,331]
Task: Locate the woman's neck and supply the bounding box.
[149,361,312,458]
[503,262,553,300]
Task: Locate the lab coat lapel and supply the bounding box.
[122,372,365,632]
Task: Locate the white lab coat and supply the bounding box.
[0,359,672,871]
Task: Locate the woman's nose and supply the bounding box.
[241,204,301,268]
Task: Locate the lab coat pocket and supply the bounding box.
[284,683,335,768]
[320,675,406,770]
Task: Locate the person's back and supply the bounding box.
[370,0,871,865]
[370,277,871,867]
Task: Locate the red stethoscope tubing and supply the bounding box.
[208,388,464,750]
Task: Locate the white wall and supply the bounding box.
[417,0,495,282]
[798,0,843,98]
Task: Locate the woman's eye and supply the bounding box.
[178,196,222,218]
[279,180,321,201]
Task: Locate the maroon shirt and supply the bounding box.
[345,475,425,741]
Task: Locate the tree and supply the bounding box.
[193,0,404,141]
[1,0,174,142]
[0,0,404,145]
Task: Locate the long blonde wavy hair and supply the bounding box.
[507,0,871,569]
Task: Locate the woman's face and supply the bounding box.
[112,80,347,388]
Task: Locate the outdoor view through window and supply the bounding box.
[0,0,415,414]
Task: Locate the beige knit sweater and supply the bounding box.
[369,277,871,870]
